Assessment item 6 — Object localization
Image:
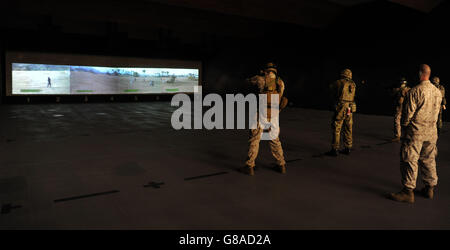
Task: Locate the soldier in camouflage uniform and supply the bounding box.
[391,77,410,142]
[431,76,447,135]
[242,62,286,176]
[389,64,442,203]
[328,69,357,156]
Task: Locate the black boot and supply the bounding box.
[420,185,435,199]
[277,165,286,174]
[391,137,401,142]
[327,149,339,157]
[239,166,254,176]
[341,148,351,155]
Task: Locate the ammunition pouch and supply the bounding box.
[350,102,357,113]
[335,101,356,114]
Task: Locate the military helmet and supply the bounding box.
[432,76,440,85]
[400,77,407,84]
[340,68,352,79]
[264,62,278,75]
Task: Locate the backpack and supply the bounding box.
[339,79,356,102]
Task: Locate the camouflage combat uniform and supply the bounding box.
[400,80,442,189]
[330,69,357,151]
[392,82,410,138]
[432,77,446,134]
[245,74,286,169]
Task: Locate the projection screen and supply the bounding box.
[5,51,201,96]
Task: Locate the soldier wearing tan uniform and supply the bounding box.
[389,64,442,203]
[391,77,410,142]
[328,69,357,156]
[431,76,446,135]
[242,62,286,176]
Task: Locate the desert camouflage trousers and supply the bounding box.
[394,105,403,138]
[245,108,286,168]
[332,103,353,150]
[400,137,438,189]
[437,108,443,130]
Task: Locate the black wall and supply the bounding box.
[1,0,449,120]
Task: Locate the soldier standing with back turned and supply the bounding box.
[389,64,442,203]
[431,76,446,136]
[242,62,287,176]
[391,77,410,142]
[328,69,357,156]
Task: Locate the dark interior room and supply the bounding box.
[1,0,449,238]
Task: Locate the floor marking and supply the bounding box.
[184,172,228,181]
[54,190,119,203]
[1,204,22,215]
[143,181,165,188]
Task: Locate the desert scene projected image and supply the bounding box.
[69,66,199,94]
[11,63,199,95]
[12,63,71,94]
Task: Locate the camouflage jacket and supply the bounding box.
[247,75,285,97]
[392,85,410,106]
[436,84,446,106]
[329,78,356,104]
[402,80,442,140]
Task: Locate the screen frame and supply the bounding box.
[5,51,202,96]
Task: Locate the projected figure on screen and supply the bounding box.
[149,80,154,87]
[47,77,52,88]
[129,77,136,88]
[167,75,176,83]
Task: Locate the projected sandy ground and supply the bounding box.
[12,71,70,94]
[70,71,198,94]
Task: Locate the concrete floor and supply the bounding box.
[0,102,449,229]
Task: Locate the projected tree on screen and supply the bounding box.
[12,63,199,95]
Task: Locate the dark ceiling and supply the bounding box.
[144,0,443,28]
[1,0,447,45]
[3,0,444,32]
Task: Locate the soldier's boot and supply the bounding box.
[391,137,401,142]
[341,147,351,155]
[327,148,339,157]
[389,188,415,203]
[239,166,254,176]
[277,164,286,174]
[420,186,435,199]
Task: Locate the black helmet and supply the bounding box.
[400,77,407,84]
[432,76,440,85]
[264,62,278,75]
[340,69,352,79]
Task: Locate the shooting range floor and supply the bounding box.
[1,102,449,229]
